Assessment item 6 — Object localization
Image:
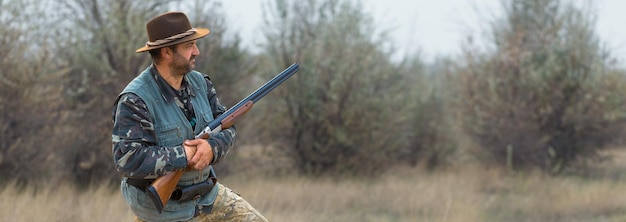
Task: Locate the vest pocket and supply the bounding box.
[156,124,183,147]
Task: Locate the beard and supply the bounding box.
[170,52,195,76]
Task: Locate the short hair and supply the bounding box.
[148,45,178,64]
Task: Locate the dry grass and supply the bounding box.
[3,149,626,222]
[0,183,134,221]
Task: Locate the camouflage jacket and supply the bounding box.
[112,67,236,179]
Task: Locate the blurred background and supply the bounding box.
[2,0,626,221]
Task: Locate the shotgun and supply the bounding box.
[146,63,300,213]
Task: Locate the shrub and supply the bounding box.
[456,0,626,173]
[260,0,412,175]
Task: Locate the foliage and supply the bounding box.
[456,0,626,173]
[48,0,174,187]
[403,57,459,169]
[259,0,414,175]
[2,0,626,188]
[0,0,248,187]
[0,0,66,186]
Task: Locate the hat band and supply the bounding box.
[145,28,197,47]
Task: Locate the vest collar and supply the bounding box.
[149,64,196,103]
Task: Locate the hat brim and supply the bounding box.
[135,28,210,53]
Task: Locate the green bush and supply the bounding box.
[457,0,626,173]
[404,58,458,170]
[260,0,412,175]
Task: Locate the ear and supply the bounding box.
[160,47,173,60]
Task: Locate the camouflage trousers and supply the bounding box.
[135,183,268,222]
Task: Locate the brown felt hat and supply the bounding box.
[136,12,210,53]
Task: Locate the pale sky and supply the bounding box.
[221,0,626,64]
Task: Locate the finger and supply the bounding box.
[194,161,208,170]
[192,162,202,170]
[184,139,201,146]
[187,156,197,166]
[190,151,202,164]
[191,145,209,163]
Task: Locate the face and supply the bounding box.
[169,40,200,76]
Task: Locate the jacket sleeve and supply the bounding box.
[111,93,188,179]
[204,75,237,165]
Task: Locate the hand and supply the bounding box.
[183,143,197,165]
[184,139,214,170]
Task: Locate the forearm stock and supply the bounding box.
[221,101,253,129]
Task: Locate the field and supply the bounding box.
[3,149,626,222]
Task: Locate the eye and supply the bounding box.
[187,41,197,48]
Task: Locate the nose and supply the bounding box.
[193,44,200,56]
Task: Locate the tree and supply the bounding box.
[0,0,69,187]
[0,0,253,187]
[260,0,412,175]
[457,0,626,173]
[46,0,171,187]
[50,0,253,186]
[403,56,458,170]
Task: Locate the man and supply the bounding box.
[112,11,268,222]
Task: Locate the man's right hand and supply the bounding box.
[183,143,197,165]
[184,139,214,170]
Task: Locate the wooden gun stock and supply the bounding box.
[146,169,183,213]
